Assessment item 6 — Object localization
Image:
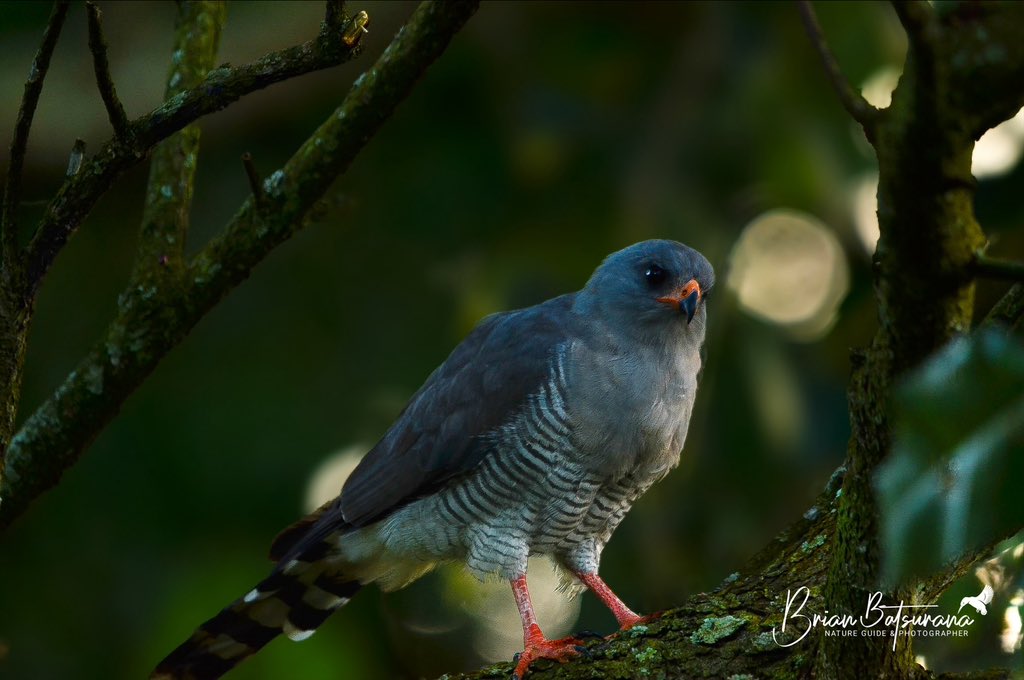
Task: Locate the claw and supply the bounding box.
[621,611,662,630]
[512,635,583,679]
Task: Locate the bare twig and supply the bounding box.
[796,0,879,135]
[891,0,937,48]
[22,6,367,298]
[1,0,481,530]
[133,1,225,279]
[86,2,131,140]
[972,252,1024,282]
[65,139,86,178]
[1,1,70,259]
[981,283,1024,332]
[241,152,265,205]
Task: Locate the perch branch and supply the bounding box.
[1,1,70,260]
[133,1,226,280]
[0,0,480,530]
[21,6,369,298]
[86,2,131,141]
[796,0,879,135]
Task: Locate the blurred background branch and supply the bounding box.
[797,0,880,137]
[85,1,130,141]
[0,0,70,508]
[21,0,368,296]
[132,0,226,281]
[982,283,1024,331]
[0,1,69,260]
[972,253,1024,283]
[0,0,479,527]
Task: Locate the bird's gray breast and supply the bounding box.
[566,332,700,482]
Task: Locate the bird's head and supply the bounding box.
[576,239,714,339]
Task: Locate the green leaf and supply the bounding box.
[877,329,1024,584]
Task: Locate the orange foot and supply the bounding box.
[512,634,584,679]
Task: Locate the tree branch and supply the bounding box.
[796,0,880,136]
[971,253,1024,282]
[890,1,938,49]
[0,1,70,262]
[132,1,226,280]
[323,0,344,33]
[240,152,266,207]
[945,3,1024,140]
[981,283,1024,332]
[85,1,131,141]
[815,1,1024,677]
[0,0,480,530]
[20,5,367,298]
[452,482,841,679]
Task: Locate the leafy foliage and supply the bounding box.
[878,329,1024,583]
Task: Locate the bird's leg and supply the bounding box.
[577,571,649,630]
[510,575,582,679]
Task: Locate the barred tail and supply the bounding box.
[151,563,361,680]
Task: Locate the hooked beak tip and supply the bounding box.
[680,290,699,324]
[656,279,701,323]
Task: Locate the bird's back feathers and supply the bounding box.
[339,293,576,528]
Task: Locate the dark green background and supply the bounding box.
[1,2,1021,678]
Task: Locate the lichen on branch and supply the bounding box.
[0,0,480,529]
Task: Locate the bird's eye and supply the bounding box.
[644,264,667,287]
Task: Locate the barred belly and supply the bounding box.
[366,346,658,584]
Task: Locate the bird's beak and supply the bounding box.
[656,279,701,324]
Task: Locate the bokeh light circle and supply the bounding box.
[728,209,849,340]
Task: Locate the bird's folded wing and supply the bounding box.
[337,293,576,528]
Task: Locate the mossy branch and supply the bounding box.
[452,481,842,680]
[0,0,69,504]
[132,1,226,280]
[0,0,480,529]
[817,1,1024,677]
[20,3,368,298]
[0,1,69,262]
[86,1,131,141]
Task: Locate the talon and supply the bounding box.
[512,636,584,678]
[576,629,603,640]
